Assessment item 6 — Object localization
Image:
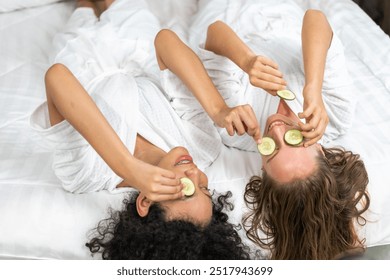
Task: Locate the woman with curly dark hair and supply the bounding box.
[86,192,250,259]
[29,0,251,259]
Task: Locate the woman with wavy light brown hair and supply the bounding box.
[162,0,372,259]
[244,147,370,259]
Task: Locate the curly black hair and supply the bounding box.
[86,191,251,259]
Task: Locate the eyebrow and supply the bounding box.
[266,145,305,164]
[180,187,212,201]
[267,149,280,163]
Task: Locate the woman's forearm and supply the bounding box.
[301,10,333,93]
[297,10,332,146]
[205,20,255,73]
[155,29,228,123]
[45,64,137,182]
[205,21,286,93]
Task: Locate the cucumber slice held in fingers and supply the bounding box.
[284,129,303,146]
[180,177,195,196]
[277,89,296,100]
[257,137,276,156]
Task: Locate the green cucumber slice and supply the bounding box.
[277,89,296,100]
[180,177,195,196]
[284,129,303,146]
[257,137,276,156]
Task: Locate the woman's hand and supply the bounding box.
[214,104,261,143]
[298,85,329,147]
[243,55,287,95]
[127,160,183,202]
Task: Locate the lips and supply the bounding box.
[265,114,299,133]
[174,155,193,166]
[268,120,287,132]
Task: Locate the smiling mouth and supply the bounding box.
[268,121,287,132]
[174,155,193,166]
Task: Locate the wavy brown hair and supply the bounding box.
[243,147,370,260]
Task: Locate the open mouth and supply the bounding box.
[265,114,300,133]
[174,155,193,166]
[268,120,287,132]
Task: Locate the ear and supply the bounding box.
[317,143,325,156]
[136,194,152,217]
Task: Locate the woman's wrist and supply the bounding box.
[210,103,230,127]
[116,155,140,187]
[240,52,256,74]
[303,82,322,98]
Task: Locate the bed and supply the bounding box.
[0,0,389,260]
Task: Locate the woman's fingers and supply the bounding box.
[240,106,261,142]
[249,71,287,86]
[159,176,181,188]
[225,106,261,142]
[250,62,284,79]
[300,113,328,147]
[257,56,279,70]
[299,114,319,132]
[151,191,184,202]
[250,78,286,91]
[225,120,235,136]
[247,56,287,92]
[301,121,325,147]
[266,90,278,96]
[160,168,177,179]
[232,117,246,135]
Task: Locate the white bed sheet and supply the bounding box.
[0,0,389,259]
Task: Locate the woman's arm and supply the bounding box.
[205,20,286,95]
[155,29,261,142]
[45,64,182,201]
[298,10,332,146]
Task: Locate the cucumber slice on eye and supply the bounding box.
[257,137,276,156]
[284,129,303,146]
[180,177,195,196]
[277,89,296,100]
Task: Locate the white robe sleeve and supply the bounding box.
[30,74,139,194]
[321,34,356,143]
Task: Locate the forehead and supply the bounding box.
[264,146,319,183]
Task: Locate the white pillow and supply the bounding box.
[0,0,64,12]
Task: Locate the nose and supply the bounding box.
[184,167,200,189]
[271,125,287,145]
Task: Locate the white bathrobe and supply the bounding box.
[30,0,221,193]
[162,0,356,152]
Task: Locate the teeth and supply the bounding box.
[268,121,286,131]
[176,160,191,166]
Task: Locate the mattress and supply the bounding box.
[0,0,389,259]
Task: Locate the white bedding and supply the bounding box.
[0,0,389,259]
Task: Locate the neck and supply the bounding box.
[277,100,300,122]
[134,134,166,166]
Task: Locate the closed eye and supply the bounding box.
[201,186,212,200]
[266,147,280,163]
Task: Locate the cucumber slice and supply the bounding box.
[284,129,303,146]
[180,177,195,196]
[257,137,276,156]
[277,89,296,100]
